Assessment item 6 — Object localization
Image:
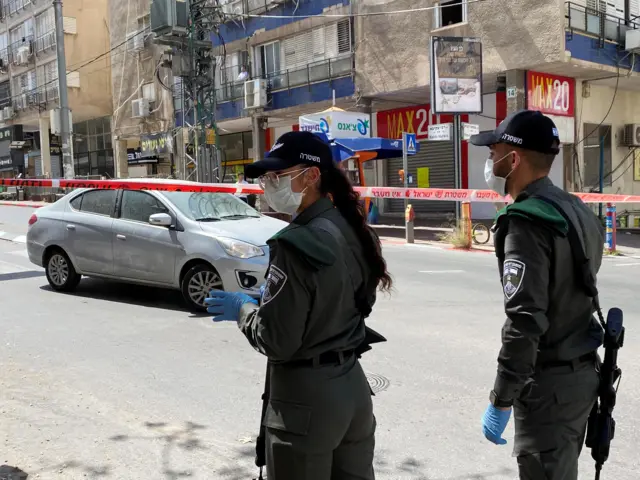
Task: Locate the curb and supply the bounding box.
[0,232,26,243]
[0,201,46,208]
[381,238,494,254]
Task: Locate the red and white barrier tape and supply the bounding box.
[1,178,639,203]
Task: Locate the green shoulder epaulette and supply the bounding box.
[495,197,569,236]
[267,224,336,268]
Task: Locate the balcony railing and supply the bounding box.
[214,54,354,104]
[565,1,640,46]
[12,84,58,111]
[0,0,32,19]
[221,0,284,18]
[35,30,56,55]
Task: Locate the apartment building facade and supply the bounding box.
[0,0,112,179]
[178,0,356,180]
[353,0,640,220]
[109,0,175,179]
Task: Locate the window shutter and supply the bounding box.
[63,16,77,35]
[312,27,325,59]
[66,71,80,88]
[325,23,338,58]
[631,0,640,22]
[337,19,351,54]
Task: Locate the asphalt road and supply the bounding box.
[0,206,639,479]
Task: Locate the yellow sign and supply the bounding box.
[221,158,253,167]
[634,150,640,181]
[417,167,430,188]
[206,129,216,145]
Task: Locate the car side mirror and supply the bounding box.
[149,213,173,227]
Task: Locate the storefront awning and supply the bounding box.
[314,133,420,162]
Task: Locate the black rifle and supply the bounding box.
[586,307,624,480]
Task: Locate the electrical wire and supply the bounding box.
[238,0,493,19]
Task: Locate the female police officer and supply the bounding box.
[205,131,392,480]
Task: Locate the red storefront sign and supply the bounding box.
[526,71,575,117]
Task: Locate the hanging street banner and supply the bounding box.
[299,110,371,139]
[141,132,173,157]
[430,36,483,114]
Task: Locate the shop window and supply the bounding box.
[218,132,253,162]
[583,123,612,189]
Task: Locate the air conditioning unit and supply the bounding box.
[132,31,145,51]
[625,29,640,54]
[16,46,30,65]
[132,98,151,118]
[244,79,267,110]
[622,124,640,147]
[4,106,13,118]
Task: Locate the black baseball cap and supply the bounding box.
[469,109,561,155]
[244,131,334,178]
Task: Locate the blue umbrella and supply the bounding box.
[313,133,420,162]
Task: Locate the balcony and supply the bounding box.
[12,84,57,112]
[9,35,34,68]
[565,1,640,47]
[215,54,354,104]
[35,30,56,56]
[0,0,33,20]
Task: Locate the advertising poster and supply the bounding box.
[430,36,483,114]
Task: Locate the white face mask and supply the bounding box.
[262,169,309,215]
[484,152,516,197]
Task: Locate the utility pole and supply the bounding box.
[53,0,73,179]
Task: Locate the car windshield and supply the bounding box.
[161,191,261,222]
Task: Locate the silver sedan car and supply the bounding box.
[26,183,287,311]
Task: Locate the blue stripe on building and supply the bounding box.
[565,31,640,73]
[175,76,355,126]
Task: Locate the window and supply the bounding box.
[70,193,82,210]
[260,41,281,77]
[0,81,10,108]
[76,190,117,216]
[583,124,612,189]
[434,0,467,29]
[35,8,55,52]
[217,132,252,162]
[0,33,7,66]
[120,190,169,223]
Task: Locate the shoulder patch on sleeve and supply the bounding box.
[502,259,525,300]
[261,265,288,306]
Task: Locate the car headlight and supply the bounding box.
[216,237,265,259]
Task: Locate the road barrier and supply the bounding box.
[1,178,640,203]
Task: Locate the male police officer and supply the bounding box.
[470,110,605,480]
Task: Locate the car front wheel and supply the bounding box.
[45,249,81,292]
[181,263,223,312]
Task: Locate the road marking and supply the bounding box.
[613,262,640,267]
[13,235,26,243]
[419,269,465,273]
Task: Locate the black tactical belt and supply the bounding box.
[537,351,597,371]
[284,349,356,368]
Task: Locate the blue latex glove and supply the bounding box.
[482,404,512,445]
[205,289,258,322]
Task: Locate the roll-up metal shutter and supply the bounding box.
[384,140,455,215]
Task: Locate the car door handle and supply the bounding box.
[116,234,126,240]
[66,224,76,231]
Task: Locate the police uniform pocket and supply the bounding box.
[263,400,312,436]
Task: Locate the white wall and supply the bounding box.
[576,82,640,209]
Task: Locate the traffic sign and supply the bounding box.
[403,132,417,154]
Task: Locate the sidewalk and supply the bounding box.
[0,200,48,208]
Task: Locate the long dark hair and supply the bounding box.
[320,164,392,292]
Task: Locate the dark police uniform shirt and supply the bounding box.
[237,197,373,363]
[492,176,605,402]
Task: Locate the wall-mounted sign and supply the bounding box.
[376,104,432,140]
[0,157,12,171]
[526,70,575,117]
[141,132,172,157]
[299,110,371,139]
[430,36,483,114]
[428,123,452,141]
[127,148,158,165]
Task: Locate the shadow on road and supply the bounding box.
[0,465,28,480]
[39,279,192,313]
[0,270,45,282]
[374,451,515,479]
[19,460,111,479]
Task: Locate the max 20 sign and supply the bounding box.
[526,71,575,117]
